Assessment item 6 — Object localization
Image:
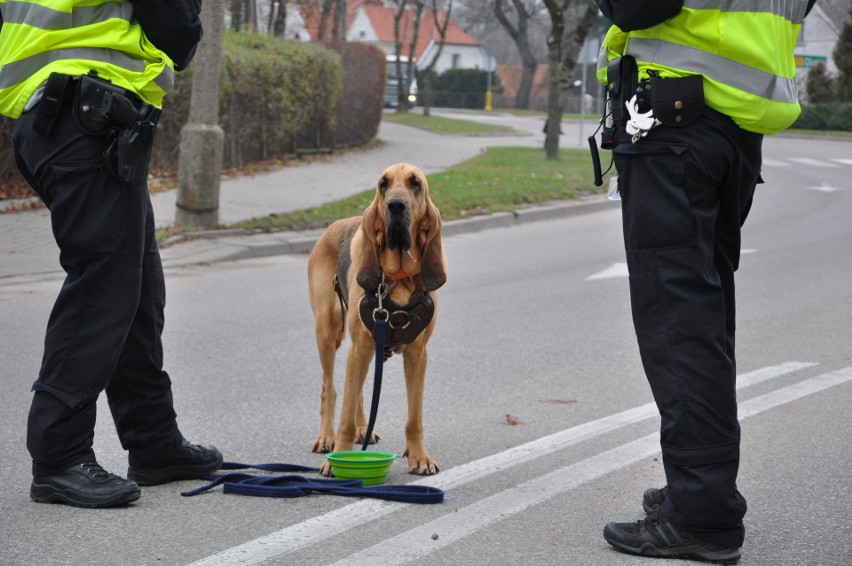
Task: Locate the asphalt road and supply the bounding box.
[0,134,850,566]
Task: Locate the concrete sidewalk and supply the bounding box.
[0,113,606,286]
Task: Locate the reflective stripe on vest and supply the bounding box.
[0,0,174,118]
[683,0,807,22]
[626,37,798,104]
[1,0,133,29]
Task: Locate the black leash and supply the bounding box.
[362,278,389,451]
[180,462,444,504]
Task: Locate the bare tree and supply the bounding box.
[332,0,348,42]
[419,0,454,116]
[268,0,288,37]
[313,0,334,42]
[494,0,541,109]
[230,0,249,31]
[542,0,597,159]
[391,0,426,113]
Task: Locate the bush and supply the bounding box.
[430,68,497,109]
[792,102,852,131]
[327,42,386,148]
[218,32,342,166]
[806,61,836,104]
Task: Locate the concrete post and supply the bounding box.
[176,0,226,229]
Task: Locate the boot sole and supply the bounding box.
[606,537,741,565]
[30,483,141,508]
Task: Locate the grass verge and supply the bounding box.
[229,145,607,234]
[381,111,514,135]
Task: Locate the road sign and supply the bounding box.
[795,54,828,68]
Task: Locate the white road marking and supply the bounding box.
[585,262,628,280]
[188,362,817,565]
[831,159,852,166]
[807,183,843,193]
[762,158,790,167]
[330,366,852,566]
[787,157,840,168]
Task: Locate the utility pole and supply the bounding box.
[176,0,226,229]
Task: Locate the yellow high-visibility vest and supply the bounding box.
[597,0,809,135]
[0,0,175,119]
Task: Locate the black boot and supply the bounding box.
[31,462,141,508]
[127,438,222,486]
[603,510,741,564]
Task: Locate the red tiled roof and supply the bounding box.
[298,1,480,62]
[359,3,480,61]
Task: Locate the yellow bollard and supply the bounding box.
[485,90,492,111]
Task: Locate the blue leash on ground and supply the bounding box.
[180,462,444,504]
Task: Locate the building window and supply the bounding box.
[452,54,460,69]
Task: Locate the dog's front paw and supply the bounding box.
[404,449,439,475]
[319,459,334,477]
[312,435,335,454]
[355,428,380,446]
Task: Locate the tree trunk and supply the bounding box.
[269,0,287,38]
[176,0,226,229]
[494,0,538,110]
[542,0,565,160]
[420,0,454,117]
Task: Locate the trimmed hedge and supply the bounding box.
[791,102,852,132]
[429,68,499,110]
[1,33,386,197]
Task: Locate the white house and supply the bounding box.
[796,0,851,75]
[344,0,492,73]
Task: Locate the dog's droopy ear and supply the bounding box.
[419,197,447,291]
[357,199,383,291]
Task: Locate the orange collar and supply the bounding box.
[388,269,410,281]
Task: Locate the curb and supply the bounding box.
[0,196,616,287]
[159,195,615,269]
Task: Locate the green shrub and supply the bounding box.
[792,102,852,131]
[328,42,386,147]
[219,32,341,166]
[430,68,498,109]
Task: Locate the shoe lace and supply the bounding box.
[79,462,112,480]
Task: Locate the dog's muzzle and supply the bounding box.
[386,198,411,251]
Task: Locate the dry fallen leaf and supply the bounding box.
[505,414,522,425]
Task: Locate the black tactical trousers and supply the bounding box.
[13,105,179,476]
[613,107,763,549]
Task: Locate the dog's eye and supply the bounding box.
[379,177,389,193]
[409,175,421,193]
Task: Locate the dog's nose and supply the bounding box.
[387,198,407,215]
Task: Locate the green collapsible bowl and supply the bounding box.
[325,450,398,486]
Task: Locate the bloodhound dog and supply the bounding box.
[307,163,447,476]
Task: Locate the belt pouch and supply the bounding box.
[114,114,158,185]
[32,73,71,136]
[72,74,125,136]
[650,75,704,127]
[607,55,637,123]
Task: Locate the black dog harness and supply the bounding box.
[332,273,435,359]
[359,281,435,360]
